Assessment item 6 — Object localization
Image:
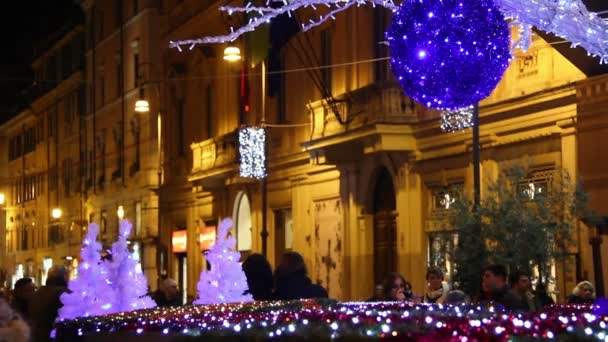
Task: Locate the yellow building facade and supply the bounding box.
[1,0,605,304]
[0,26,87,286]
[0,1,166,289]
[165,2,600,302]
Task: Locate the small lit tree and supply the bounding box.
[59,223,114,319]
[194,218,253,305]
[106,219,156,313]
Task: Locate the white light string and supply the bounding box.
[497,0,608,62]
[169,0,608,63]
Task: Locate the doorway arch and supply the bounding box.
[233,191,252,252]
[372,168,397,287]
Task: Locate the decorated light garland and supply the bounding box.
[55,300,608,341]
[386,0,511,110]
[440,106,475,132]
[238,126,267,179]
[168,0,608,63]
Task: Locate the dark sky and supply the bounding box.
[0,1,82,123]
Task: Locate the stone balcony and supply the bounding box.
[309,81,419,140]
[303,81,421,164]
[190,129,239,189]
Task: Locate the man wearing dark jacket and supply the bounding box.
[273,252,328,301]
[29,266,69,342]
[481,264,526,312]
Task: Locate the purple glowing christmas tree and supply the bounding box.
[59,223,114,319]
[194,218,253,305]
[105,219,156,313]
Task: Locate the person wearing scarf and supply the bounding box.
[423,267,450,304]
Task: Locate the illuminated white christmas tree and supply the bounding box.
[194,218,253,305]
[105,219,156,312]
[59,223,114,319]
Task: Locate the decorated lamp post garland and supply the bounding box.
[238,126,267,180]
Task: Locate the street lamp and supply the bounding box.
[0,193,5,205]
[135,87,150,113]
[51,208,63,220]
[223,46,242,62]
[224,45,270,257]
[134,79,165,281]
[117,205,125,220]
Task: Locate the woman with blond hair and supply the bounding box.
[567,281,595,304]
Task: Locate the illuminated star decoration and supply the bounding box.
[238,126,267,179]
[440,106,475,132]
[386,0,511,110]
[168,0,608,64]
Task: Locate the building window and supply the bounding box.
[428,231,458,284]
[97,11,104,42]
[99,73,105,106]
[62,158,73,196]
[21,226,28,251]
[133,51,139,88]
[49,166,58,193]
[48,108,57,138]
[112,123,123,181]
[115,0,122,28]
[64,95,73,137]
[431,185,463,215]
[116,58,123,98]
[206,85,213,139]
[135,202,142,237]
[177,99,185,156]
[233,192,252,252]
[101,210,108,235]
[130,118,141,176]
[373,7,390,82]
[520,169,553,201]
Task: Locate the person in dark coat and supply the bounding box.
[11,277,35,320]
[29,266,68,342]
[534,282,555,308]
[273,252,328,300]
[567,281,595,304]
[242,254,273,301]
[153,278,182,307]
[508,269,541,312]
[480,264,526,311]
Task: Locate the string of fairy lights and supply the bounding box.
[54,299,608,340]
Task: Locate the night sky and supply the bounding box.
[0,1,82,124]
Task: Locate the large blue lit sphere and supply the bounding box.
[387,0,511,110]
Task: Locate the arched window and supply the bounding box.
[233,191,252,251]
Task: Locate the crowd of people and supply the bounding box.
[0,253,600,341]
[371,264,597,312]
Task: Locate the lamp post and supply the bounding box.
[117,205,125,220]
[473,104,480,208]
[224,45,270,257]
[135,80,164,282]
